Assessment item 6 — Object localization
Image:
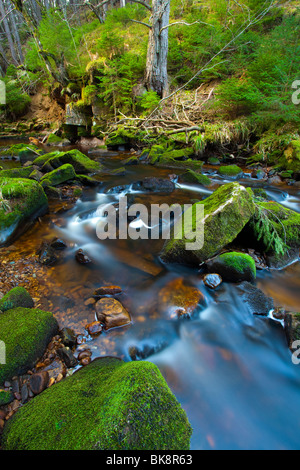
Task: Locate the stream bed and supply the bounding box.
[1,139,300,450]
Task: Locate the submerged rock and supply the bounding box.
[2,357,192,450]
[95,298,131,330]
[203,273,223,289]
[161,183,255,266]
[206,252,257,283]
[75,249,92,264]
[37,242,58,266]
[132,177,175,193]
[158,278,204,319]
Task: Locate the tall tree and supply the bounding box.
[0,0,19,66]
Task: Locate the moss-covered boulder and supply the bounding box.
[33,149,101,174]
[218,165,243,178]
[0,287,34,312]
[180,170,211,187]
[0,307,58,384]
[206,252,256,282]
[248,201,300,268]
[40,164,76,188]
[0,144,42,161]
[46,134,70,146]
[0,166,34,179]
[0,178,48,246]
[0,390,14,406]
[2,357,192,450]
[161,183,255,265]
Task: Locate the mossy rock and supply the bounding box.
[281,140,300,174]
[206,252,256,283]
[181,170,211,187]
[0,390,14,406]
[0,178,48,246]
[161,183,255,266]
[0,287,34,312]
[2,357,192,450]
[46,134,70,146]
[124,155,139,166]
[41,164,76,188]
[75,174,99,186]
[218,165,243,178]
[33,149,101,175]
[0,144,42,159]
[208,157,221,165]
[0,166,34,179]
[0,307,58,384]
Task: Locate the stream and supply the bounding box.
[1,139,300,450]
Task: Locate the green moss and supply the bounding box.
[46,134,65,144]
[218,165,243,177]
[0,390,14,406]
[161,183,255,265]
[2,357,192,450]
[0,178,48,245]
[181,170,211,187]
[33,150,101,175]
[208,157,221,165]
[0,166,33,179]
[0,144,42,158]
[0,287,34,312]
[280,141,300,173]
[0,307,58,384]
[41,164,76,188]
[208,252,256,282]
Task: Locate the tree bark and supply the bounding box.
[0,0,19,66]
[145,0,170,98]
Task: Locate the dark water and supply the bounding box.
[1,138,300,450]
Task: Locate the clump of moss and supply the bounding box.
[2,357,192,450]
[218,165,243,178]
[0,390,14,406]
[33,149,101,174]
[0,144,42,158]
[46,134,65,145]
[0,307,58,384]
[0,167,33,179]
[0,286,34,312]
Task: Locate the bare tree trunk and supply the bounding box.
[145,0,170,98]
[0,0,19,66]
[120,0,126,7]
[9,9,24,63]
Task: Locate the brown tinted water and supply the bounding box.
[1,138,300,450]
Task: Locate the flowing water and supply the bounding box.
[1,139,300,450]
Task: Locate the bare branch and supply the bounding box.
[130,19,151,29]
[160,20,214,35]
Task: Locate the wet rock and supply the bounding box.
[37,242,58,266]
[237,281,274,316]
[57,347,78,369]
[284,312,300,350]
[77,350,92,361]
[95,298,131,330]
[268,175,283,185]
[43,358,66,380]
[20,383,29,404]
[60,328,77,348]
[203,273,223,289]
[132,177,175,193]
[94,285,122,297]
[206,252,256,283]
[161,183,255,265]
[29,371,49,395]
[126,321,174,361]
[85,321,103,336]
[158,278,204,319]
[50,238,68,250]
[80,357,91,366]
[75,249,92,265]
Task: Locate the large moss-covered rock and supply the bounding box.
[161,183,255,265]
[33,149,101,174]
[0,178,48,246]
[0,287,34,312]
[40,164,76,188]
[0,307,58,384]
[218,165,243,178]
[0,144,42,161]
[206,252,256,283]
[180,170,211,187]
[2,357,192,450]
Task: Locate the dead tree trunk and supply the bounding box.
[145,0,170,98]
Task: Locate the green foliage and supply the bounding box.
[251,204,286,255]
[139,90,161,112]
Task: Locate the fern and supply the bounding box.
[252,204,286,256]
